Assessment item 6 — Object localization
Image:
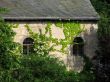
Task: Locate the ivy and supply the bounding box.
[0,7,94,82]
[0,19,94,82]
[55,22,83,52]
[0,7,9,13]
[25,22,83,54]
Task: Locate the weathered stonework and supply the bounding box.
[12,22,98,71]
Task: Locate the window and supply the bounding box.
[73,37,84,55]
[23,38,34,55]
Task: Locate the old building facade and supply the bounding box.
[0,0,99,71]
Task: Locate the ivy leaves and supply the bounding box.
[55,22,83,52]
[25,22,83,55]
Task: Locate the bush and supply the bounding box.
[0,52,95,82]
[20,54,66,82]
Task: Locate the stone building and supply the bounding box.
[0,0,99,71]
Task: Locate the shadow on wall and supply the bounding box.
[83,24,97,58]
[67,24,97,72]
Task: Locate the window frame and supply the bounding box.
[73,37,84,56]
[23,38,34,55]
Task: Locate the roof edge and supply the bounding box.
[3,16,100,21]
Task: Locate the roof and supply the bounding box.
[0,0,99,21]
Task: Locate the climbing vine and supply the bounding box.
[55,22,83,52]
[0,7,9,13]
[25,21,84,54]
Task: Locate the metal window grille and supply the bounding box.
[23,38,34,55]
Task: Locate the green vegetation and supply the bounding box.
[91,0,110,82]
[0,19,20,70]
[55,22,83,52]
[0,7,9,13]
[25,22,83,54]
[0,19,95,82]
[0,0,109,81]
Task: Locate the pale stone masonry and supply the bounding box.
[12,22,98,71]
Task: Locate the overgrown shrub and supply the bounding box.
[4,53,93,82]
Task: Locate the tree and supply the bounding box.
[91,0,110,82]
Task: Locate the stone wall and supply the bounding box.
[12,22,98,71]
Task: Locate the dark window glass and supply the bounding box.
[73,37,84,55]
[23,38,34,55]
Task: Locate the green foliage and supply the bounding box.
[80,55,95,82]
[0,7,9,13]
[25,22,83,54]
[55,22,83,52]
[23,23,94,82]
[0,18,94,82]
[25,24,51,56]
[20,54,66,82]
[0,19,21,82]
[91,0,110,82]
[0,19,21,70]
[1,53,93,82]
